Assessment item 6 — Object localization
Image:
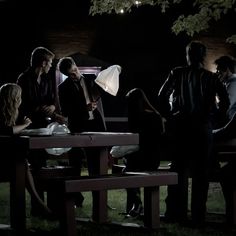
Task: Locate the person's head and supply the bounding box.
[126,88,156,115]
[126,88,146,113]
[57,57,81,80]
[30,46,55,74]
[0,83,22,126]
[126,88,163,132]
[214,55,236,82]
[186,41,207,66]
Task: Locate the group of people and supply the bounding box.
[0,42,235,227]
[0,47,106,217]
[122,41,236,227]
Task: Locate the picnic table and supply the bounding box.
[0,132,139,234]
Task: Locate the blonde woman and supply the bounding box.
[0,83,52,217]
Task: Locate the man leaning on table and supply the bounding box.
[57,56,106,207]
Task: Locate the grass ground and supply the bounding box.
[0,167,235,236]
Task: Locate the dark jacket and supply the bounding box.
[17,67,58,127]
[58,74,106,133]
[126,88,163,171]
[158,65,230,124]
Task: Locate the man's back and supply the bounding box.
[159,65,229,123]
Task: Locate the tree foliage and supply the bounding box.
[89,0,236,44]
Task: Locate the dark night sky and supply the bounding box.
[0,1,189,80]
[0,0,234,117]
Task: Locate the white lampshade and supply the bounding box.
[95,65,121,96]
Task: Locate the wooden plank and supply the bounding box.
[64,172,178,193]
[59,171,178,236]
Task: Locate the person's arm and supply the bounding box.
[39,105,56,117]
[52,112,68,125]
[216,76,230,118]
[13,117,32,134]
[158,69,176,118]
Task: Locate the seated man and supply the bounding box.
[213,55,236,225]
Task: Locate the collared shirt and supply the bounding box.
[73,76,94,120]
[79,76,94,120]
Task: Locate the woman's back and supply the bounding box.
[126,88,164,171]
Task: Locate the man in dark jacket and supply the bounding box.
[158,41,230,227]
[17,47,65,128]
[16,46,66,216]
[57,57,106,206]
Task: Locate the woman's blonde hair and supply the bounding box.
[0,83,22,126]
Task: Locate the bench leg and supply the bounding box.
[60,195,77,236]
[92,190,108,223]
[143,186,160,229]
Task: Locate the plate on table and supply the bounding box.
[19,128,52,136]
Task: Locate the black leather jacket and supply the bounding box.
[158,65,230,123]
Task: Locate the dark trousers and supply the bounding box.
[165,121,212,224]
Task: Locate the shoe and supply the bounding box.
[128,203,144,217]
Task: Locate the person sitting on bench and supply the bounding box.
[0,83,52,218]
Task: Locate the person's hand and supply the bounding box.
[87,102,97,111]
[53,113,68,125]
[41,105,56,116]
[23,116,32,127]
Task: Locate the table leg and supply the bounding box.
[143,186,160,229]
[92,147,108,223]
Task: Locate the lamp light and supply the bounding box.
[95,65,121,96]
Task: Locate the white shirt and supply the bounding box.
[80,76,94,120]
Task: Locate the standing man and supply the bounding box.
[16,46,66,216]
[17,46,65,128]
[158,41,229,227]
[57,57,106,206]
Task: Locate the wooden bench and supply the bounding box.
[40,171,177,236]
[64,171,177,236]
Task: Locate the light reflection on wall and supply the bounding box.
[201,37,236,73]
